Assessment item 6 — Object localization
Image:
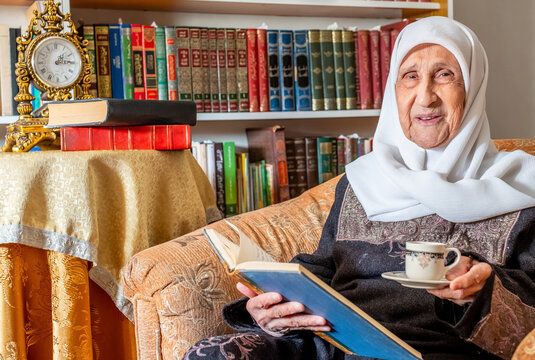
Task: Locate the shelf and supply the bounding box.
[197,109,380,121]
[69,0,440,18]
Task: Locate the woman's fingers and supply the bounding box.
[444,255,473,280]
[237,282,259,298]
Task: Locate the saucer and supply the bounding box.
[381,271,450,289]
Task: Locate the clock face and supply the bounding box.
[31,36,83,88]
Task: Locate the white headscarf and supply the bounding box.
[345,16,535,223]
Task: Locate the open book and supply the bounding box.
[203,222,422,360]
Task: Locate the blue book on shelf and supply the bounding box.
[293,30,312,111]
[278,30,295,111]
[109,24,124,99]
[266,30,281,111]
[203,225,423,360]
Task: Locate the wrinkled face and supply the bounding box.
[396,43,466,149]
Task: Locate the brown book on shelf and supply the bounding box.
[294,138,308,196]
[142,25,158,100]
[201,28,212,112]
[369,30,382,109]
[304,137,319,189]
[285,138,298,198]
[94,24,112,98]
[190,28,204,111]
[236,29,250,112]
[226,28,239,112]
[246,125,290,203]
[81,25,98,98]
[208,28,220,112]
[217,28,229,112]
[177,27,193,102]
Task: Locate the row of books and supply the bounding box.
[191,126,372,217]
[79,19,414,115]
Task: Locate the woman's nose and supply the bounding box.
[416,77,439,107]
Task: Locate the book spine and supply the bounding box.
[177,27,193,101]
[131,24,145,100]
[120,24,134,100]
[236,29,250,112]
[308,30,324,111]
[208,28,220,112]
[294,138,308,196]
[201,28,212,112]
[109,24,124,99]
[317,137,334,184]
[82,25,98,98]
[293,30,312,111]
[274,128,290,202]
[142,25,158,100]
[223,141,237,217]
[353,30,361,109]
[94,24,112,98]
[260,160,269,207]
[214,142,226,217]
[190,28,204,111]
[320,30,336,110]
[285,138,297,198]
[342,30,357,110]
[357,30,372,110]
[246,29,259,112]
[278,30,295,111]
[331,137,338,176]
[256,29,269,112]
[337,136,347,174]
[205,141,217,196]
[350,136,359,161]
[164,26,179,101]
[217,28,229,112]
[369,30,382,109]
[266,30,281,112]
[61,125,191,151]
[9,28,20,115]
[155,26,168,100]
[304,137,319,189]
[379,29,391,97]
[226,29,238,112]
[332,30,346,110]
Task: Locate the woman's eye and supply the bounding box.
[404,72,418,80]
[437,71,452,78]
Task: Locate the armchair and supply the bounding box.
[121,139,535,360]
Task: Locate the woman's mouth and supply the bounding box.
[414,114,443,125]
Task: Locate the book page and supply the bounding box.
[204,228,240,268]
[225,221,275,264]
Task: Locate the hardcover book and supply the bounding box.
[247,28,259,112]
[236,29,250,112]
[319,30,336,110]
[120,24,134,99]
[131,24,145,100]
[226,29,239,112]
[369,30,382,109]
[46,98,196,127]
[379,29,391,96]
[293,30,312,111]
[294,137,308,196]
[203,223,423,360]
[357,30,372,110]
[60,124,191,151]
[177,27,193,102]
[201,28,212,112]
[109,24,124,99]
[142,25,159,100]
[308,30,324,111]
[217,28,229,112]
[304,137,319,189]
[285,138,298,198]
[94,24,113,98]
[256,28,270,112]
[317,136,335,184]
[332,29,346,110]
[81,25,98,98]
[341,30,357,110]
[266,29,281,111]
[191,28,204,111]
[155,26,169,100]
[278,30,295,111]
[164,26,179,101]
[208,28,221,112]
[223,142,238,217]
[214,142,226,217]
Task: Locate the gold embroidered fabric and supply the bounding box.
[0,149,218,321]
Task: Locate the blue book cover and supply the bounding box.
[278,30,295,111]
[293,30,312,111]
[109,24,124,99]
[203,226,423,360]
[266,30,281,111]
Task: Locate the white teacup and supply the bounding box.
[405,241,461,281]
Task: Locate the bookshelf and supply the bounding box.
[0,0,450,146]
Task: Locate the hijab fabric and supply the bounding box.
[345,16,535,223]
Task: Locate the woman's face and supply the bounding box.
[395,43,466,149]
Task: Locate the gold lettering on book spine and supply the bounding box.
[236,29,249,112]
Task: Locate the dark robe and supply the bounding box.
[185,175,535,360]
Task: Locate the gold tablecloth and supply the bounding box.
[0,150,219,359]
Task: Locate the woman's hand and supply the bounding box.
[427,256,492,306]
[237,282,331,337]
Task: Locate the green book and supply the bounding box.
[316,136,335,184]
[308,30,324,111]
[120,24,134,99]
[223,142,237,217]
[332,30,346,110]
[155,26,168,100]
[320,30,336,111]
[342,30,357,110]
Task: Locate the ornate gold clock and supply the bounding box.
[2,0,93,152]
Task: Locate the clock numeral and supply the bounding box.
[68,69,74,73]
[40,68,46,74]
[48,74,52,80]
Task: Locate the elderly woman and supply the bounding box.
[185,16,535,360]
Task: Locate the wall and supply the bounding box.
[453,0,535,139]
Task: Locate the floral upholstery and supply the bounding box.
[121,139,535,360]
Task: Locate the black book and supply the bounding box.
[214,142,226,217]
[45,98,196,127]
